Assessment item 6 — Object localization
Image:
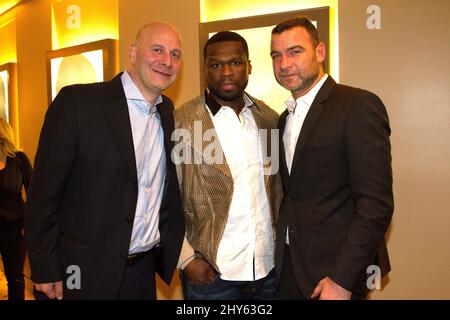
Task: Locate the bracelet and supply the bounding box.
[179,252,203,270]
[179,254,196,270]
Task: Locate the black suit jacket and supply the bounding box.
[25,73,184,299]
[275,76,393,296]
[0,152,32,221]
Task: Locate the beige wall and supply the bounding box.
[340,0,450,299]
[15,0,51,162]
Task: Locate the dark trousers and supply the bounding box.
[0,217,26,300]
[181,268,277,300]
[278,245,308,300]
[278,245,368,300]
[117,248,157,300]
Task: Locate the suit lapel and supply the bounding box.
[157,96,175,167]
[278,110,290,191]
[157,96,175,221]
[289,76,336,179]
[251,101,278,184]
[103,73,138,181]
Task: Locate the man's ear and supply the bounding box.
[129,44,137,64]
[248,60,252,75]
[316,41,326,63]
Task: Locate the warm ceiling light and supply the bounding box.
[0,0,25,16]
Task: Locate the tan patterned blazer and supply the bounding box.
[173,93,283,272]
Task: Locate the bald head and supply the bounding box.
[128,21,182,104]
[135,22,182,47]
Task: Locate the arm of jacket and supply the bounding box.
[172,118,196,270]
[329,91,394,292]
[25,87,78,283]
[16,151,32,192]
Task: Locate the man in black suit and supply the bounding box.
[25,22,185,300]
[270,17,393,300]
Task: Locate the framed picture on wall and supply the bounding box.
[46,38,118,104]
[199,7,329,113]
[0,62,17,124]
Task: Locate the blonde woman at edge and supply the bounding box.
[0,118,32,300]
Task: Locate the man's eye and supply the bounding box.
[153,48,163,53]
[271,54,280,60]
[172,52,181,60]
[231,61,242,66]
[210,64,222,69]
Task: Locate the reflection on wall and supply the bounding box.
[0,70,8,121]
[51,0,118,49]
[50,49,103,100]
[0,16,17,65]
[0,1,21,16]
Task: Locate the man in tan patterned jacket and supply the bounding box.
[172,31,282,300]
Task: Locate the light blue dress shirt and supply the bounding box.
[121,71,166,254]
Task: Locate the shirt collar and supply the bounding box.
[205,90,256,116]
[285,73,329,114]
[121,71,162,113]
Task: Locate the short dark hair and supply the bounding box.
[272,17,319,47]
[203,31,249,61]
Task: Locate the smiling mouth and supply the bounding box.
[153,69,171,78]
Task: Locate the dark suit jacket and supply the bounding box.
[275,76,393,296]
[25,73,184,299]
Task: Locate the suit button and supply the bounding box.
[120,252,127,258]
[132,182,138,189]
[125,217,133,224]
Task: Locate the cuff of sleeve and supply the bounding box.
[177,237,195,269]
[179,254,196,271]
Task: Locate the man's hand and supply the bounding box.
[35,281,63,300]
[183,257,217,286]
[311,277,351,300]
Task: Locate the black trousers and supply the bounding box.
[278,245,368,300]
[278,245,308,300]
[117,248,157,300]
[0,216,26,300]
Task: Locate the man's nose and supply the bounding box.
[279,55,291,70]
[221,63,233,76]
[160,52,173,67]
